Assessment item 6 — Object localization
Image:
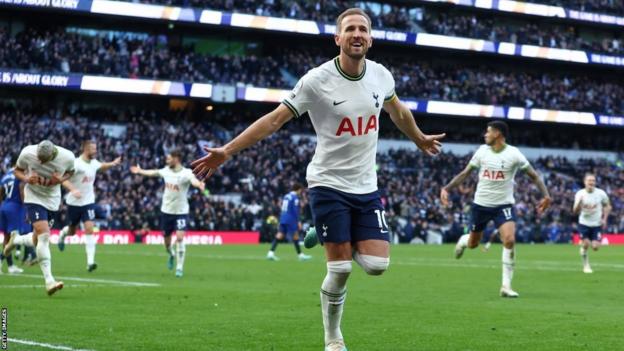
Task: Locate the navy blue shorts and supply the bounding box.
[308,186,389,244]
[578,224,602,241]
[67,204,97,226]
[470,203,516,233]
[279,223,299,241]
[0,202,27,234]
[161,213,188,236]
[25,203,57,227]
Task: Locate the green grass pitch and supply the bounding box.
[1,244,623,350]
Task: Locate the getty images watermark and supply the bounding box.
[1,307,7,350]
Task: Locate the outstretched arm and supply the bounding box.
[190,174,205,192]
[191,103,294,180]
[130,165,160,177]
[100,156,122,172]
[383,96,445,156]
[524,165,551,215]
[62,179,81,199]
[440,165,475,206]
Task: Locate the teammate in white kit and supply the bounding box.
[573,173,610,274]
[3,140,75,296]
[190,8,444,351]
[57,140,122,272]
[441,121,551,298]
[131,149,205,277]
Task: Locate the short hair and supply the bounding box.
[292,182,303,192]
[169,149,182,160]
[37,140,55,162]
[487,121,509,139]
[336,8,372,33]
[584,173,596,180]
[81,139,95,151]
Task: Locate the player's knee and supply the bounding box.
[327,260,352,275]
[356,254,389,276]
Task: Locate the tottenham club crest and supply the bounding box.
[372,92,379,108]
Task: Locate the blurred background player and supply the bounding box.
[0,153,25,274]
[441,121,551,298]
[482,229,500,252]
[266,182,312,261]
[191,8,444,351]
[573,173,611,274]
[57,140,122,272]
[130,149,205,277]
[3,140,75,295]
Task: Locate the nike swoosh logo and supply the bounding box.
[381,230,389,234]
[333,100,347,106]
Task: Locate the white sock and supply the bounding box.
[502,247,515,289]
[85,234,96,265]
[14,232,34,247]
[60,226,69,239]
[36,233,55,285]
[458,234,469,248]
[176,241,186,271]
[580,247,589,267]
[321,260,351,344]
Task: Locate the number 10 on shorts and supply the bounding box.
[374,209,388,232]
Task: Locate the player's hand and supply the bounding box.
[191,146,230,181]
[198,181,206,192]
[440,187,450,207]
[416,133,445,156]
[601,218,608,230]
[112,156,122,166]
[71,189,82,199]
[44,172,64,186]
[537,196,552,215]
[27,172,40,185]
[298,222,302,231]
[130,165,142,174]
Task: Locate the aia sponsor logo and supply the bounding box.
[482,169,505,180]
[335,115,377,136]
[165,183,180,191]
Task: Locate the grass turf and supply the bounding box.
[1,243,623,351]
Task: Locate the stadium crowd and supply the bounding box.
[1,105,622,243]
[115,0,624,55]
[1,26,624,116]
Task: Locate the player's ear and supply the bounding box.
[334,33,341,47]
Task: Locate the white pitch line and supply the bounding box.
[8,338,94,351]
[11,274,160,287]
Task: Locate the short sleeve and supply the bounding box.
[16,148,29,170]
[65,154,76,174]
[516,149,530,171]
[574,191,582,207]
[381,65,396,101]
[468,147,482,169]
[157,168,167,178]
[601,191,610,205]
[282,73,316,119]
[94,159,103,171]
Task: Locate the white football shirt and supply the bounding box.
[574,188,609,227]
[158,167,194,215]
[17,144,76,211]
[282,57,395,194]
[469,144,530,207]
[65,156,102,206]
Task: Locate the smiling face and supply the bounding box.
[335,14,373,60]
[584,174,596,192]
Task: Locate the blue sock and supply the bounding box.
[270,238,279,252]
[5,253,13,266]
